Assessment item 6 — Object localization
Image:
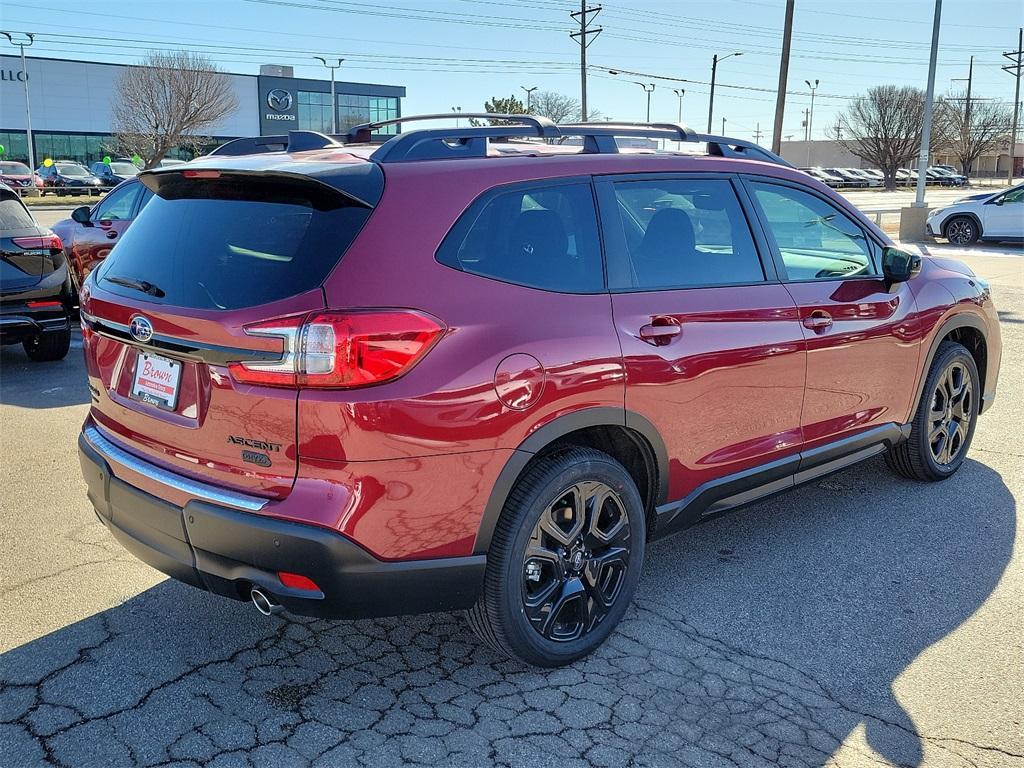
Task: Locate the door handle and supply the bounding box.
[639,322,682,346]
[802,310,833,332]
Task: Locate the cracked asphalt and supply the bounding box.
[1,239,1022,768]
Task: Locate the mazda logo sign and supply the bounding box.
[267,89,293,112]
[129,315,154,343]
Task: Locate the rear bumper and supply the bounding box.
[0,309,69,344]
[79,429,486,619]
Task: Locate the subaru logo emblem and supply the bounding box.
[571,551,584,570]
[129,315,154,343]
[267,89,292,112]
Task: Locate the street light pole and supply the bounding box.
[672,88,685,123]
[707,51,742,133]
[521,86,538,113]
[721,117,726,135]
[2,32,36,171]
[631,82,655,122]
[914,0,942,208]
[314,56,343,134]
[451,106,462,128]
[804,78,819,141]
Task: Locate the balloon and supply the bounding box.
[0,145,5,155]
[131,153,142,164]
[102,155,111,164]
[43,158,53,167]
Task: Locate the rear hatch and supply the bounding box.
[0,190,61,293]
[81,164,380,498]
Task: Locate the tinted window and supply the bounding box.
[610,179,764,290]
[0,162,31,175]
[57,164,89,177]
[95,176,372,310]
[109,162,139,176]
[437,182,603,293]
[94,182,142,221]
[0,195,35,229]
[750,182,875,280]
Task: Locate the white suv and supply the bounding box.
[927,183,1024,244]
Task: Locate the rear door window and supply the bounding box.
[94,173,374,310]
[436,182,604,293]
[608,178,765,291]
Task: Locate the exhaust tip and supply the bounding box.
[250,586,283,616]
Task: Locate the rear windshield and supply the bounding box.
[0,195,35,229]
[58,164,90,176]
[95,175,374,310]
[109,162,140,176]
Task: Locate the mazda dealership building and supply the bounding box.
[0,55,405,167]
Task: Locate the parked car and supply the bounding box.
[800,167,846,187]
[926,168,957,187]
[934,164,965,179]
[36,162,104,197]
[51,177,152,295]
[927,182,1024,244]
[929,166,967,187]
[0,183,72,360]
[862,169,886,183]
[89,159,140,188]
[842,168,882,187]
[155,158,186,168]
[0,160,43,195]
[895,168,915,185]
[76,116,1001,666]
[824,167,868,188]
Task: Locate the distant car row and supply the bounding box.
[800,166,968,189]
[0,158,185,197]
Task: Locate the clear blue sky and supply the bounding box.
[1,0,1021,144]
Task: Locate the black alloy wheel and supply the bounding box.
[945,216,979,245]
[886,341,979,481]
[468,447,645,667]
[927,360,973,466]
[521,479,631,643]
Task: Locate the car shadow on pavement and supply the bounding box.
[0,457,1014,767]
[0,335,90,410]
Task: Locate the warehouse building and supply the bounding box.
[0,55,405,166]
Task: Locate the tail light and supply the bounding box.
[12,234,63,251]
[228,310,444,389]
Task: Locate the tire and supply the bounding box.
[885,341,979,482]
[944,215,979,245]
[467,447,646,667]
[23,325,71,362]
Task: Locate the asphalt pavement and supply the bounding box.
[1,241,1021,768]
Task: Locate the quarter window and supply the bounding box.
[749,182,875,280]
[609,179,764,290]
[437,183,604,293]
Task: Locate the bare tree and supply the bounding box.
[113,50,238,169]
[830,85,934,190]
[530,91,582,124]
[937,93,1012,175]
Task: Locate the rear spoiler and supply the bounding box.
[138,167,378,209]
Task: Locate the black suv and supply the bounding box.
[0,184,72,360]
[89,159,141,188]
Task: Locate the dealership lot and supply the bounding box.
[1,240,1022,766]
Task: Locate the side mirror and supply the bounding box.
[882,246,921,286]
[71,205,92,225]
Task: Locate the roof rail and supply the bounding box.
[346,113,559,143]
[205,114,792,169]
[697,134,793,167]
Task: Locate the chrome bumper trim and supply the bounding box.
[83,424,268,512]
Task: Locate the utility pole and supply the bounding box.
[570,2,602,122]
[314,56,343,134]
[707,51,743,133]
[2,32,36,172]
[1003,28,1023,184]
[721,117,726,135]
[913,0,942,209]
[771,0,795,155]
[965,56,974,175]
[834,120,843,141]
[754,123,763,144]
[521,86,538,113]
[803,108,811,165]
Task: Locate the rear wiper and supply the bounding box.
[105,275,165,298]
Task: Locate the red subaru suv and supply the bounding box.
[77,116,1001,666]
